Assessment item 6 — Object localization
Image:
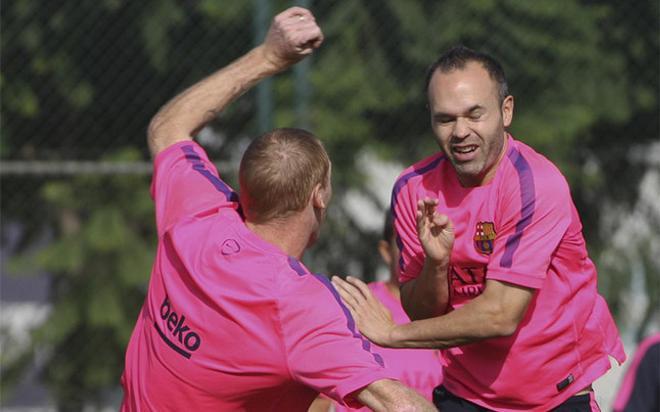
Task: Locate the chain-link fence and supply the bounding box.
[2,0,658,410]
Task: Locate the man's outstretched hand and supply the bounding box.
[331,276,398,348]
[262,7,324,70]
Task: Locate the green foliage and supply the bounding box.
[3,149,155,408]
[310,0,632,177]
[141,0,186,70]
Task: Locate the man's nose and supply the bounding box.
[452,117,470,139]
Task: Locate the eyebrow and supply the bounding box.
[434,104,485,118]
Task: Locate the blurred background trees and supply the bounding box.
[1,0,658,409]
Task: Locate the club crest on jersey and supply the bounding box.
[474,221,496,255]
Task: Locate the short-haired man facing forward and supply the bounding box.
[120,7,434,412]
[333,46,626,411]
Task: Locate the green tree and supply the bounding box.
[3,150,155,408]
[1,0,255,407]
[574,0,659,340]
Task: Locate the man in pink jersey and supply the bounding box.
[120,7,435,412]
[312,211,444,411]
[333,46,626,411]
[613,333,660,412]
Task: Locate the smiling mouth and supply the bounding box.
[453,145,478,154]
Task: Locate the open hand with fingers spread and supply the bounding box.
[262,7,324,70]
[331,276,398,348]
[416,197,454,264]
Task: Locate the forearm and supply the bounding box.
[357,379,436,412]
[392,299,507,349]
[392,280,533,349]
[401,258,450,320]
[147,46,280,156]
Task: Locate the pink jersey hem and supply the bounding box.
[444,352,617,411]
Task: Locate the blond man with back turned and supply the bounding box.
[120,6,436,412]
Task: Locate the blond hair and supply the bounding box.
[239,128,330,223]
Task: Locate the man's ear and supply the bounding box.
[378,240,392,265]
[311,183,327,209]
[502,95,514,128]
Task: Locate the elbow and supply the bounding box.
[146,108,194,157]
[486,305,522,338]
[147,113,186,157]
[147,115,164,154]
[479,282,532,338]
[495,319,519,337]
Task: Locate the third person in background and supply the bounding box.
[311,210,444,412]
[333,45,626,411]
[612,333,660,412]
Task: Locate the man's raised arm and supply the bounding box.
[146,6,323,157]
[400,198,453,320]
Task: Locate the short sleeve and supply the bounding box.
[390,155,445,285]
[392,181,424,285]
[151,141,240,236]
[487,151,571,289]
[279,274,395,408]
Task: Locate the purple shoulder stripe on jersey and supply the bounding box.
[395,235,405,272]
[499,148,535,268]
[389,155,444,273]
[286,256,385,367]
[181,145,240,204]
[390,156,444,220]
[287,256,308,276]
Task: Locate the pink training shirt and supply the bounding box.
[121,141,394,411]
[391,135,626,411]
[612,333,660,412]
[334,282,444,411]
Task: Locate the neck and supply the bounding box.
[483,132,509,183]
[246,216,313,259]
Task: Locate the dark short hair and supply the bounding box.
[424,45,509,103]
[239,128,330,223]
[382,208,394,242]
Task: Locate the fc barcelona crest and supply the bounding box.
[474,221,496,255]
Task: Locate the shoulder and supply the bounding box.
[275,260,354,325]
[276,257,336,301]
[500,138,570,199]
[391,152,446,210]
[153,140,207,171]
[393,152,445,193]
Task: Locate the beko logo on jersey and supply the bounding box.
[153,296,202,359]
